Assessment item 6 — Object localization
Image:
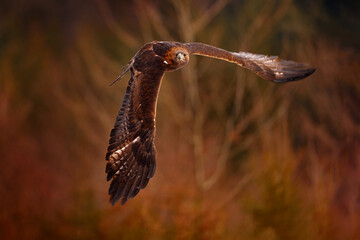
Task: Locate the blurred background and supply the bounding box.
[1,0,360,239]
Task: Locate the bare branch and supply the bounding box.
[142,1,174,40]
[240,0,290,49]
[134,0,154,42]
[203,118,234,190]
[96,0,140,49]
[192,0,230,34]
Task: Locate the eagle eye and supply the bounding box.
[176,52,186,62]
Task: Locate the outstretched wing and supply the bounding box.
[233,52,315,83]
[106,67,158,205]
[184,42,315,83]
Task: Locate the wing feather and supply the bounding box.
[184,42,315,83]
[105,68,158,205]
[234,52,315,83]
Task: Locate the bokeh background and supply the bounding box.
[1,0,360,239]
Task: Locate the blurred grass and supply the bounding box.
[1,0,360,239]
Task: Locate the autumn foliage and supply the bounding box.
[1,0,360,239]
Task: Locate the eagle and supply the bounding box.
[105,41,315,205]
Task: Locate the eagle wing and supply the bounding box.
[184,42,315,83]
[233,51,315,83]
[106,66,161,205]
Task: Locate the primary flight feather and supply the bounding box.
[105,41,315,205]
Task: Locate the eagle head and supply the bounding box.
[152,42,189,72]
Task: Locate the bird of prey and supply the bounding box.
[105,41,315,205]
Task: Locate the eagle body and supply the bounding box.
[105,41,315,205]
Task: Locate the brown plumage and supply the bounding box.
[106,41,315,205]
